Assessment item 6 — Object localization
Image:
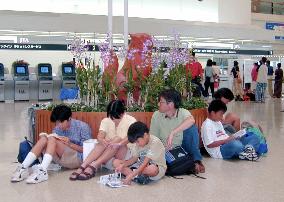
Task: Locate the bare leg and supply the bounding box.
[114,145,128,160]
[224,112,241,131]
[31,136,48,157]
[113,159,133,176]
[141,165,159,177]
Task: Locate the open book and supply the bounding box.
[232,129,246,138]
[39,132,69,142]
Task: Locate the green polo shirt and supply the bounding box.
[149,108,191,148]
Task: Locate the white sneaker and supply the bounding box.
[239,151,259,161]
[26,165,48,184]
[11,165,29,182]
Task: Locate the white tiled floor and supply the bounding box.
[1,99,284,202]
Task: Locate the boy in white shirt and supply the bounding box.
[201,100,260,161]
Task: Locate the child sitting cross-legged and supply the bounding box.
[201,100,261,161]
[113,121,167,185]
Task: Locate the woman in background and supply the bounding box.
[273,63,283,98]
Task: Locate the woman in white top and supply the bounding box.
[255,57,268,103]
[70,100,136,180]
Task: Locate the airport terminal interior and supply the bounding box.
[1,0,284,201]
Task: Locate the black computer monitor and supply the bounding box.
[14,64,29,77]
[62,63,75,76]
[38,63,52,76]
[0,63,4,77]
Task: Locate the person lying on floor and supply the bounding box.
[69,100,136,181]
[113,121,167,185]
[11,105,92,184]
[201,100,261,161]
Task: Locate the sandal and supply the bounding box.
[77,165,97,181]
[69,166,85,181]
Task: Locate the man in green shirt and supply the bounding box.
[150,89,205,173]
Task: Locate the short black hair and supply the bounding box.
[261,57,267,63]
[127,121,149,143]
[191,52,196,57]
[277,63,281,68]
[212,61,217,66]
[50,105,72,122]
[213,88,234,101]
[106,100,126,120]
[159,89,182,109]
[206,59,213,66]
[234,61,239,66]
[208,100,227,113]
[266,60,270,65]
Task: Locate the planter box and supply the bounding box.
[35,108,207,146]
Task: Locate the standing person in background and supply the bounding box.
[273,63,283,98]
[204,59,215,97]
[266,60,274,97]
[251,62,259,92]
[186,52,205,97]
[231,61,243,101]
[212,61,221,91]
[255,57,268,103]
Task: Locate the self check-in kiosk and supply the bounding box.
[0,63,4,101]
[37,63,53,100]
[14,64,29,101]
[61,63,76,88]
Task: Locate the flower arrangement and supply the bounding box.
[66,33,207,112]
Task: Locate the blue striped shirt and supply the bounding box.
[53,119,92,160]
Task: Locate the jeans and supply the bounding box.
[255,83,267,102]
[181,124,202,161]
[220,134,261,159]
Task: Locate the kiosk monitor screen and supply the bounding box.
[40,66,49,74]
[64,66,72,74]
[16,66,26,74]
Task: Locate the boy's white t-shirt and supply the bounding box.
[201,118,229,159]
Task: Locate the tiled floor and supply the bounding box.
[1,99,284,202]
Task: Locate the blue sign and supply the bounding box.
[266,22,284,30]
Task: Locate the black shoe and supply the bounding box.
[133,175,152,185]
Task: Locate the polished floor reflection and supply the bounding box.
[0,99,284,202]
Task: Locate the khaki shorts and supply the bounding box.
[149,165,166,181]
[53,146,82,169]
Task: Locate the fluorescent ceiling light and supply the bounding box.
[195,37,213,40]
[239,39,253,42]
[193,42,233,48]
[262,45,272,48]
[0,36,17,42]
[203,40,220,43]
[218,38,235,41]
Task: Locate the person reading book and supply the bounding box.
[201,100,261,161]
[11,105,91,184]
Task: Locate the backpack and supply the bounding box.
[165,146,205,179]
[17,137,40,166]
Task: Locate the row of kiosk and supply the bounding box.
[0,63,77,102]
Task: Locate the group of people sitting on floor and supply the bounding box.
[11,88,267,185]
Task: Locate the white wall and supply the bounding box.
[218,0,251,25]
[0,0,219,23]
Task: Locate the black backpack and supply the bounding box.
[165,146,205,179]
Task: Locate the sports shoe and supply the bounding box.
[11,165,29,182]
[244,145,255,154]
[133,175,152,185]
[26,165,48,184]
[239,150,259,161]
